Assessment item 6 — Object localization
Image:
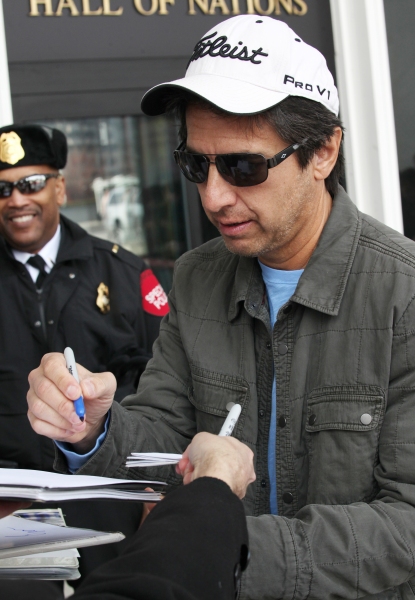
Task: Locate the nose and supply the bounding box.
[5,187,29,207]
[199,162,238,215]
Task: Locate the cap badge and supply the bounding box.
[96,282,110,314]
[0,132,25,165]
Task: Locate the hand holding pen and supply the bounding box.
[27,351,116,451]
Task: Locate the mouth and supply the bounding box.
[10,214,36,223]
[217,219,253,236]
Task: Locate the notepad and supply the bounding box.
[0,509,81,580]
[0,515,124,559]
[126,452,182,467]
[0,468,166,502]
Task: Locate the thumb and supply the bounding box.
[79,371,116,400]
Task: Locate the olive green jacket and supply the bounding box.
[67,188,415,599]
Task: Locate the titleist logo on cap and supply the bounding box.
[188,32,268,68]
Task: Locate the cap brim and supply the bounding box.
[141,74,289,116]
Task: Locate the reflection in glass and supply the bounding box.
[37,116,188,290]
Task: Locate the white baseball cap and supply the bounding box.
[141,15,339,117]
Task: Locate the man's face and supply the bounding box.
[186,105,330,269]
[0,164,65,253]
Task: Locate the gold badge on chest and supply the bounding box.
[0,132,25,165]
[96,282,110,314]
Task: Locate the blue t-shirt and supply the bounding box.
[259,261,303,515]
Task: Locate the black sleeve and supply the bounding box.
[73,477,249,600]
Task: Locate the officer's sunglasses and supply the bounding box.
[173,140,304,187]
[0,174,59,199]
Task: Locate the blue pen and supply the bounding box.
[64,347,85,422]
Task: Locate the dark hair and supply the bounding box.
[166,93,345,197]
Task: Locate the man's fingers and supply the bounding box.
[35,353,82,400]
[27,383,85,430]
[28,410,86,443]
[27,391,85,433]
[79,370,117,401]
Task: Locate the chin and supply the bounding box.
[222,238,261,258]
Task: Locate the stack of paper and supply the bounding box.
[126,452,182,467]
[0,508,124,580]
[0,468,166,502]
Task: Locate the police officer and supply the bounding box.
[0,124,168,596]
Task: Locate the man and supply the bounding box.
[0,433,255,600]
[27,15,415,599]
[0,124,167,592]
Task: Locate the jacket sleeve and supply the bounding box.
[72,277,196,484]
[240,295,415,600]
[73,478,249,600]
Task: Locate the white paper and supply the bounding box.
[126,452,182,467]
[0,516,125,558]
[0,468,165,502]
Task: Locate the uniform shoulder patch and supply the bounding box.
[140,269,169,316]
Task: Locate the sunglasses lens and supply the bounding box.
[0,182,13,198]
[216,154,268,187]
[174,152,209,184]
[18,175,48,194]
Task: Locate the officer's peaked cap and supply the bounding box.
[0,124,67,171]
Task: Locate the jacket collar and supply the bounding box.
[229,187,361,320]
[56,214,94,263]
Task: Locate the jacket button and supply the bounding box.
[259,409,265,417]
[261,479,267,488]
[266,342,271,349]
[69,273,76,279]
[278,343,288,355]
[308,414,317,426]
[278,415,287,428]
[34,321,41,328]
[283,492,294,504]
[360,413,372,425]
[48,320,54,325]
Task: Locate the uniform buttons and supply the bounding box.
[278,415,287,428]
[360,413,373,425]
[308,414,317,426]
[261,479,267,488]
[48,320,54,325]
[69,273,76,279]
[277,343,288,355]
[283,492,294,504]
[266,342,271,349]
[259,409,265,418]
[34,321,41,328]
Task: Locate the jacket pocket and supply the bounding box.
[188,366,249,435]
[306,385,386,505]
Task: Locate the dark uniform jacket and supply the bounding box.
[66,188,415,599]
[0,214,165,472]
[74,478,249,600]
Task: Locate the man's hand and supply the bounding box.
[176,432,256,499]
[27,352,116,453]
[0,501,31,519]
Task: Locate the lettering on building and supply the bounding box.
[29,0,308,17]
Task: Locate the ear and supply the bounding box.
[312,127,343,182]
[55,175,67,207]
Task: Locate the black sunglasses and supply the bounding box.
[173,141,304,187]
[0,174,59,199]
